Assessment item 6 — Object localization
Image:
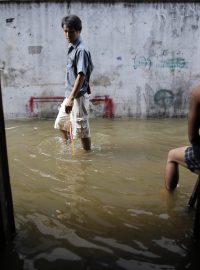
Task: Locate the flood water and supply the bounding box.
[3,118,200,270]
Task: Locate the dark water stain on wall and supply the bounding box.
[2,67,26,87]
[28,46,43,55]
[92,75,111,87]
[136,86,142,117]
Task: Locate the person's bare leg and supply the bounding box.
[165,146,188,191]
[81,137,91,151]
[61,130,69,144]
[165,159,179,191]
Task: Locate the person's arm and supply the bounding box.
[65,72,85,114]
[65,48,89,114]
[188,87,200,145]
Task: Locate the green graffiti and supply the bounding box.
[133,56,152,70]
[133,56,188,70]
[159,58,187,69]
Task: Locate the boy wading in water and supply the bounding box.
[165,85,200,190]
[54,15,93,151]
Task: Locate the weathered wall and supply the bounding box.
[1,1,200,118]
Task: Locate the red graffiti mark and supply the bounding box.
[28,96,64,116]
[28,95,115,118]
[90,95,114,118]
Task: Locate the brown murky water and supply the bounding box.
[4,118,200,269]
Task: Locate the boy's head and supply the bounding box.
[61,15,82,31]
[61,15,82,44]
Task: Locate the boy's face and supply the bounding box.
[63,25,80,44]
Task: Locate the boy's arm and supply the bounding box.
[65,72,85,114]
[188,87,200,145]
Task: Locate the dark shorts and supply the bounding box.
[185,146,200,172]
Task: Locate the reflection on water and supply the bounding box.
[4,118,200,269]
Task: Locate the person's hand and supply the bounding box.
[65,98,74,114]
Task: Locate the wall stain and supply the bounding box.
[92,75,111,87]
[136,86,142,117]
[191,24,198,30]
[117,56,122,61]
[28,46,42,55]
[144,84,156,117]
[2,67,27,87]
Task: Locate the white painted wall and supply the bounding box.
[1,1,200,118]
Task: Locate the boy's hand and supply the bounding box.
[65,98,74,114]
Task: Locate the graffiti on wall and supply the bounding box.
[140,84,188,117]
[154,89,174,108]
[133,56,152,70]
[89,95,114,118]
[133,54,188,71]
[159,58,187,69]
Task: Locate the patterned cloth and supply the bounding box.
[185,145,200,172]
[54,95,90,139]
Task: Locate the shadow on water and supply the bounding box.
[3,118,200,269]
[0,244,24,270]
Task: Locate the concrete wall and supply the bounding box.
[1,1,200,118]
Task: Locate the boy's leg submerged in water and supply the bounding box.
[60,130,70,144]
[81,137,91,151]
[164,146,188,191]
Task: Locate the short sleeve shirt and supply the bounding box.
[65,38,93,98]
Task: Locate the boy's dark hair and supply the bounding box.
[61,15,82,31]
